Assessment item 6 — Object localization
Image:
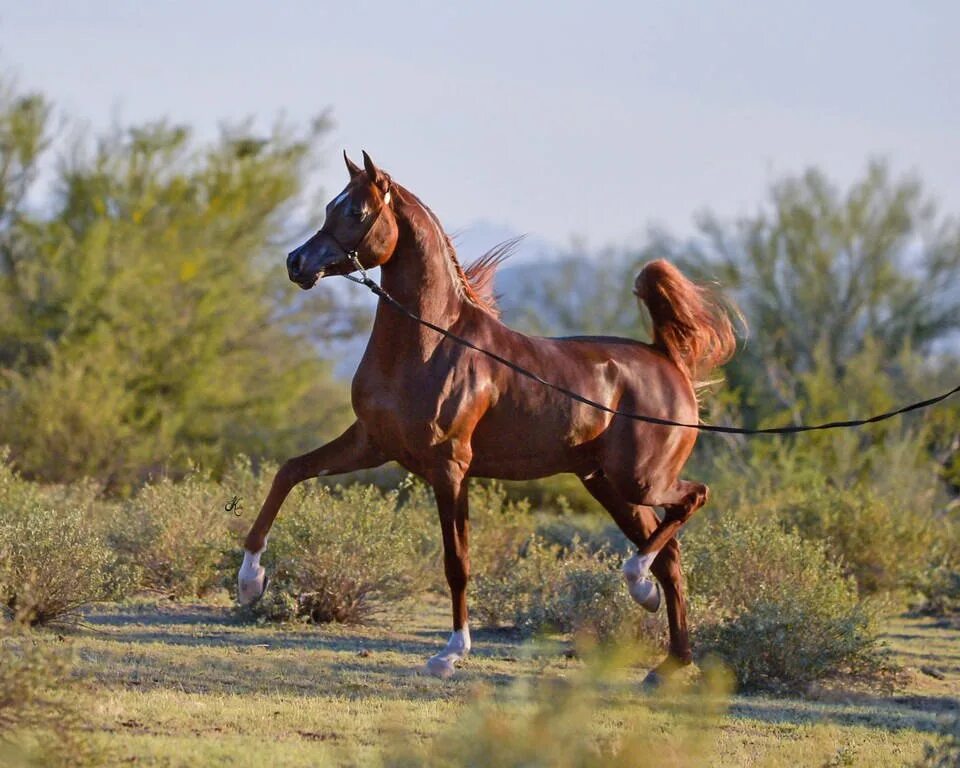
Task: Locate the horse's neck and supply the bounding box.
[372,198,467,353]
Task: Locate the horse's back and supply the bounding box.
[466,324,698,479]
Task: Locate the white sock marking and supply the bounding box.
[239,547,262,581]
[425,624,471,678]
[238,541,267,605]
[623,551,657,582]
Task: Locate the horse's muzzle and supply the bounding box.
[287,238,350,289]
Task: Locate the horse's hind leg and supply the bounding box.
[635,479,708,564]
[580,475,693,675]
[605,472,709,577]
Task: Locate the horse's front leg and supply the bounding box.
[424,461,471,678]
[237,421,385,605]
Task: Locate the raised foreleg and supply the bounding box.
[238,421,385,604]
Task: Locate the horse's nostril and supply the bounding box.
[287,251,302,275]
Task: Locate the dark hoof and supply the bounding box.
[642,655,693,692]
[641,669,665,692]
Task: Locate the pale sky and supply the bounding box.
[2,1,958,251]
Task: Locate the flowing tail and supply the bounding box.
[634,259,739,384]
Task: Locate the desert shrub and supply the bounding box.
[546,550,658,643]
[471,534,562,630]
[473,532,661,643]
[0,621,101,766]
[0,453,121,625]
[534,512,631,557]
[684,515,881,690]
[385,643,732,768]
[107,468,235,598]
[915,566,960,617]
[248,482,435,623]
[702,426,946,597]
[775,485,939,595]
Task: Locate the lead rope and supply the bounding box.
[342,253,960,435]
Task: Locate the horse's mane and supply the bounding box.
[392,182,519,318]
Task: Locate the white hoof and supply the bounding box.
[627,577,662,612]
[623,553,661,612]
[238,547,267,606]
[424,655,458,679]
[238,568,266,605]
[423,626,471,679]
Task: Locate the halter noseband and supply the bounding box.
[322,188,392,281]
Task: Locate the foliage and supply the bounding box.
[546,550,658,643]
[0,77,355,487]
[0,452,122,625]
[703,433,944,596]
[699,343,950,598]
[915,565,960,617]
[776,484,941,595]
[471,529,660,643]
[247,482,435,623]
[106,467,238,598]
[471,534,562,631]
[0,623,72,734]
[644,161,960,418]
[684,515,882,690]
[0,622,100,767]
[386,644,732,768]
[534,509,631,556]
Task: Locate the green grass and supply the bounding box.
[33,597,960,766]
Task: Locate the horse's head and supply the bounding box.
[287,150,400,289]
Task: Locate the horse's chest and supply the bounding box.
[351,364,460,455]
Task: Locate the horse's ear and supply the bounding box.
[343,150,362,178]
[362,150,389,193]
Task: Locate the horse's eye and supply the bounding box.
[348,207,365,219]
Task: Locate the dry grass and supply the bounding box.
[7,595,952,767]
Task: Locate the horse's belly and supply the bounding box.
[466,399,604,479]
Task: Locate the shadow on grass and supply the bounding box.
[729,691,959,736]
[78,604,959,734]
[78,640,535,701]
[74,605,540,701]
[81,605,530,656]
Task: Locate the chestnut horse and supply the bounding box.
[238,151,736,685]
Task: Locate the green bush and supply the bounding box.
[472,531,661,644]
[0,621,100,766]
[776,485,939,595]
[547,550,658,644]
[385,643,732,768]
[534,512,631,557]
[0,453,121,625]
[915,566,960,617]
[248,482,435,623]
[471,534,561,631]
[701,417,946,598]
[107,468,235,598]
[684,516,881,690]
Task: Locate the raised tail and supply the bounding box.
[634,259,739,384]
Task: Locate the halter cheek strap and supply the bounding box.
[325,187,392,274]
